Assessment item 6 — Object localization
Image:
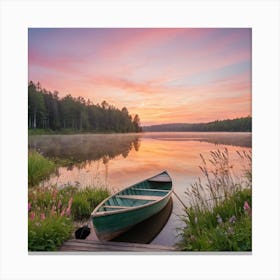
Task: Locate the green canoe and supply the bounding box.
[91,171,173,241]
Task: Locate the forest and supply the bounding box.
[143,117,252,132]
[28,81,142,133]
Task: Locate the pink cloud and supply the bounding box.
[29,28,251,125]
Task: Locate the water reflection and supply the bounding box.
[29,134,141,165]
[28,132,252,246]
[112,198,173,244]
[142,132,252,147]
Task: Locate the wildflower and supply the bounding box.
[30,212,35,220]
[244,201,251,211]
[244,201,251,216]
[61,208,65,217]
[40,213,45,220]
[57,200,62,209]
[28,202,31,212]
[68,197,73,209]
[51,205,56,216]
[216,214,223,224]
[194,216,198,224]
[66,207,71,217]
[229,215,236,224]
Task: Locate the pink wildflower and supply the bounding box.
[30,212,35,220]
[243,201,251,216]
[40,213,46,220]
[66,207,71,217]
[244,201,251,211]
[51,205,56,215]
[57,200,62,210]
[68,197,73,209]
[60,208,65,217]
[28,202,31,212]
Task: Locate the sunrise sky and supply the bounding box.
[28,28,251,126]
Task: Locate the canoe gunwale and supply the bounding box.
[91,171,173,218]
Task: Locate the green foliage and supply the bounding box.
[28,185,110,251]
[28,150,57,186]
[179,149,252,251]
[71,187,109,221]
[28,216,73,251]
[71,194,91,221]
[28,80,142,133]
[180,189,252,251]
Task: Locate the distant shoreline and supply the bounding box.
[28,129,252,136]
[143,117,252,132]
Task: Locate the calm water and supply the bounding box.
[28,132,252,246]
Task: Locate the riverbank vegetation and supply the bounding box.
[179,149,252,251]
[28,185,110,251]
[28,152,110,251]
[28,81,142,133]
[28,150,57,187]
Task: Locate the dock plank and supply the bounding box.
[60,239,177,252]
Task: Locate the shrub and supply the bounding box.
[28,185,110,251]
[28,215,73,251]
[28,151,57,187]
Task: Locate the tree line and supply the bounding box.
[143,117,252,132]
[28,81,142,133]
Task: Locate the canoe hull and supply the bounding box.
[92,193,172,241]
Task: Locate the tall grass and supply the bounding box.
[71,187,110,220]
[28,150,57,187]
[179,148,252,251]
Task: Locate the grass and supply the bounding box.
[71,187,110,220]
[28,215,74,251]
[28,150,57,187]
[28,185,110,251]
[178,148,252,251]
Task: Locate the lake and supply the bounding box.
[28,132,252,246]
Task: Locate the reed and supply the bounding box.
[71,187,110,221]
[179,148,252,251]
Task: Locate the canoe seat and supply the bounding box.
[116,195,161,201]
[131,188,169,193]
[103,205,132,209]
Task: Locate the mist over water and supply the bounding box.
[28,132,252,246]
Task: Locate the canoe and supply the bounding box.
[91,171,173,241]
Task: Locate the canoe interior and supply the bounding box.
[97,178,172,213]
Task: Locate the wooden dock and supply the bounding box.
[60,239,177,252]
